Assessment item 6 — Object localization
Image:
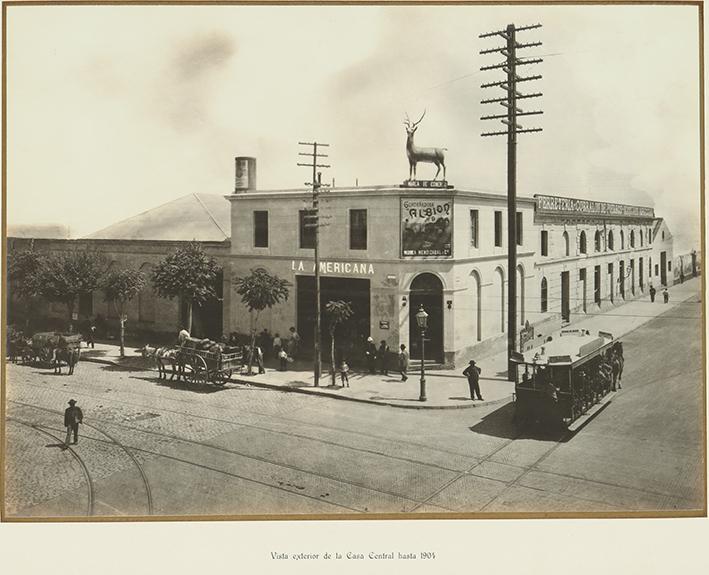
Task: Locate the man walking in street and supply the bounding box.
[663,288,669,303]
[463,360,483,401]
[398,344,409,381]
[63,399,83,448]
[649,285,656,303]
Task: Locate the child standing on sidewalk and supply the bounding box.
[278,349,289,371]
[340,361,350,387]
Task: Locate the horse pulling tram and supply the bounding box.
[174,337,243,386]
[511,330,624,429]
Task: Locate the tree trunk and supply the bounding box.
[246,310,260,375]
[119,302,126,357]
[66,298,76,331]
[330,327,336,385]
[187,300,193,333]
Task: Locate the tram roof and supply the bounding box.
[516,329,616,366]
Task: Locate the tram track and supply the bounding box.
[9,379,485,468]
[8,401,438,513]
[7,417,96,517]
[9,406,154,516]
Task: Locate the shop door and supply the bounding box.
[409,273,443,362]
[661,251,667,285]
[594,265,601,306]
[619,261,625,299]
[560,271,570,322]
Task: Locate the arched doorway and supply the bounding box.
[494,267,505,332]
[517,265,525,325]
[471,271,482,342]
[409,273,443,362]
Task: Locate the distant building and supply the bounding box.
[7,223,71,239]
[7,193,231,338]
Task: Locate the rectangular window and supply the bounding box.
[299,210,316,249]
[541,230,548,256]
[470,209,479,247]
[349,209,367,250]
[668,261,672,271]
[655,264,659,276]
[253,211,269,248]
[494,211,502,247]
[516,212,523,246]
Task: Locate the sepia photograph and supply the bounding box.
[2,0,705,528]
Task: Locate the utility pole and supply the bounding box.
[298,141,330,387]
[480,23,543,381]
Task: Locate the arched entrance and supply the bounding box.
[409,273,444,362]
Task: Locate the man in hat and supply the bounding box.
[365,337,377,374]
[463,360,483,401]
[64,399,83,447]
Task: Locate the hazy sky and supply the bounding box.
[5,4,701,252]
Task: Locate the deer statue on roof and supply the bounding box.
[404,110,447,181]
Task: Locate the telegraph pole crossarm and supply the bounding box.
[297,141,331,387]
[479,23,543,382]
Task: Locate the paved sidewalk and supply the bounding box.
[78,277,700,409]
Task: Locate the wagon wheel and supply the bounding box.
[214,369,232,386]
[188,355,208,385]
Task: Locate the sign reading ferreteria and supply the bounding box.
[401,198,453,257]
[535,194,655,219]
[291,260,375,275]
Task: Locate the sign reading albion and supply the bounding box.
[401,198,453,257]
[536,194,654,219]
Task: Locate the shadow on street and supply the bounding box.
[469,402,571,442]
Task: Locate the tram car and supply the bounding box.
[511,329,624,429]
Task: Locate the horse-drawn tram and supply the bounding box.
[510,330,624,430]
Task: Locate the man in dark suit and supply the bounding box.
[64,399,83,447]
[463,360,483,401]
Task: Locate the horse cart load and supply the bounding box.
[175,336,243,385]
[31,332,82,364]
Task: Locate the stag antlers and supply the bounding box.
[404,109,426,131]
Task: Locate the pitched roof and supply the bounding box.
[83,193,230,241]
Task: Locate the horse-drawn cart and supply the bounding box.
[175,337,242,385]
[30,332,82,374]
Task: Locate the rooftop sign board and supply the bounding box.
[535,194,654,219]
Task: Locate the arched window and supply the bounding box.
[562,231,570,257]
[594,230,602,252]
[579,231,587,254]
[608,231,614,251]
[620,230,625,250]
[662,231,665,241]
[648,228,652,244]
[630,230,635,248]
[541,277,548,313]
[639,229,644,247]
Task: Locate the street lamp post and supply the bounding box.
[415,305,428,402]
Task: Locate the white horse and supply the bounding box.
[139,345,179,380]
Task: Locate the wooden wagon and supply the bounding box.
[175,337,243,385]
[30,332,82,365]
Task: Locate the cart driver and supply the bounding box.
[178,328,190,346]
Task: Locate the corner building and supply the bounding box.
[227,183,666,367]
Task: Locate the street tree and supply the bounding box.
[102,268,146,357]
[233,267,291,375]
[7,248,46,330]
[150,242,221,333]
[39,250,106,327]
[325,300,353,385]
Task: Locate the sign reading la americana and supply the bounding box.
[291,260,375,275]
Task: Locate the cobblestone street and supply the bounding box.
[4,291,705,518]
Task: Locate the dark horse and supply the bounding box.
[52,347,81,375]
